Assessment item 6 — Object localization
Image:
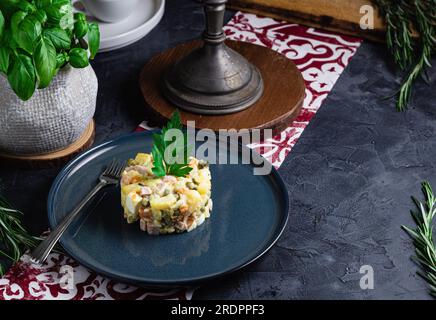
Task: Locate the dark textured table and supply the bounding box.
[1,0,435,300]
[196,43,436,300]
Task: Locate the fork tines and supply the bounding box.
[104,160,125,179]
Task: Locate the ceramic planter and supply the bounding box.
[0,66,98,155]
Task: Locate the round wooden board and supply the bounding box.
[140,40,305,133]
[0,120,95,169]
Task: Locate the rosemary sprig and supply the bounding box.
[374,0,435,111]
[0,194,41,276]
[402,181,436,297]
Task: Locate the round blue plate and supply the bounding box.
[48,132,289,286]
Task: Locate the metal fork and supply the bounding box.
[30,160,125,264]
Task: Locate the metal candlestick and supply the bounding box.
[162,0,264,115]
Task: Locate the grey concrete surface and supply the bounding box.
[195,42,436,300]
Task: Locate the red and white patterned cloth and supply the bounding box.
[0,12,361,300]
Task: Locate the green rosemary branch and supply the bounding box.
[374,0,435,111]
[0,194,42,276]
[402,181,436,298]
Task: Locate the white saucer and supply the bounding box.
[73,0,165,52]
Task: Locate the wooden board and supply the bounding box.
[227,0,387,42]
[139,40,305,134]
[0,120,95,169]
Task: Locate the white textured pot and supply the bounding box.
[0,66,98,155]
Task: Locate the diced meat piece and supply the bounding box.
[147,224,160,235]
[138,207,152,219]
[140,219,147,232]
[176,221,188,231]
[140,186,152,196]
[179,204,189,214]
[163,175,177,183]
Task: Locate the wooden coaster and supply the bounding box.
[139,40,305,134]
[0,120,95,169]
[227,0,388,42]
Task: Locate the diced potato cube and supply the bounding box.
[150,194,177,210]
[121,183,141,204]
[135,153,152,165]
[185,190,202,210]
[121,183,141,196]
[197,182,210,195]
[122,170,143,185]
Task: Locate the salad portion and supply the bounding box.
[120,111,212,235]
[121,153,212,235]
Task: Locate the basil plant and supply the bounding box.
[0,0,100,100]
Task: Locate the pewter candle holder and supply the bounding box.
[162,0,264,115]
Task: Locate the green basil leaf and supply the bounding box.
[43,28,70,50]
[18,17,42,53]
[55,51,68,69]
[73,12,86,21]
[0,1,17,16]
[16,1,36,13]
[34,36,56,88]
[26,15,43,35]
[68,47,89,68]
[73,20,87,38]
[10,10,27,33]
[3,29,17,49]
[44,5,62,25]
[52,0,70,5]
[0,47,10,73]
[87,22,99,59]
[45,0,71,29]
[7,54,36,101]
[0,10,4,40]
[35,0,52,9]
[12,13,42,54]
[31,9,47,24]
[11,11,28,49]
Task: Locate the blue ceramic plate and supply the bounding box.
[48,132,289,286]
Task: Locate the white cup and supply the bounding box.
[82,0,139,23]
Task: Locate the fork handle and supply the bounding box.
[30,181,107,264]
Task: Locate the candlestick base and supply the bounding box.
[140,40,305,133]
[161,0,264,115]
[162,42,263,115]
